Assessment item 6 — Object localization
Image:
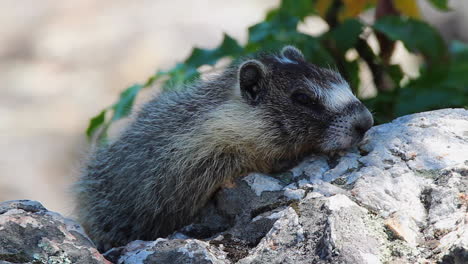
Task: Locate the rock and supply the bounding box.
[322,152,360,182]
[239,194,385,264]
[316,195,384,263]
[0,200,109,264]
[1,109,467,263]
[208,109,467,264]
[290,155,329,182]
[114,239,229,264]
[384,212,421,247]
[283,188,305,200]
[242,173,285,196]
[312,181,348,197]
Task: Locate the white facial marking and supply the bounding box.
[326,83,358,111]
[304,78,358,111]
[275,55,298,65]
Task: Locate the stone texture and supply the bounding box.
[1,109,467,263]
[242,173,285,196]
[187,109,468,264]
[113,239,229,264]
[0,200,109,264]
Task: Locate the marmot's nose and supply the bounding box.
[353,109,373,137]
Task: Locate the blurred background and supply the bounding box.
[0,0,279,215]
[0,0,467,216]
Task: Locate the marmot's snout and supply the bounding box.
[322,101,373,152]
[351,103,373,141]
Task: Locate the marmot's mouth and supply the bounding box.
[319,121,372,153]
[319,104,373,153]
[319,134,366,154]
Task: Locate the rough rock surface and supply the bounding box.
[0,200,110,264]
[1,109,467,264]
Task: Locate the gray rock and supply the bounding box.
[316,195,384,263]
[242,173,285,196]
[2,109,467,263]
[283,188,306,200]
[115,239,229,264]
[290,155,329,182]
[322,152,360,182]
[215,109,467,263]
[312,181,348,197]
[0,200,110,264]
[238,195,385,264]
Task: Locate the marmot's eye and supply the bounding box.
[291,92,316,107]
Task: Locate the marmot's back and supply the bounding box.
[75,46,373,251]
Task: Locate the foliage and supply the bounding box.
[87,0,467,142]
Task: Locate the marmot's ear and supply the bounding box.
[238,59,267,104]
[281,45,305,62]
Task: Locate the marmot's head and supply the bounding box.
[237,46,373,153]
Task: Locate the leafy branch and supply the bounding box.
[87,0,466,143]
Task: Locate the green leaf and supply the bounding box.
[449,40,468,63]
[395,56,468,116]
[165,34,243,90]
[327,19,364,53]
[343,59,360,93]
[86,110,106,140]
[162,63,200,91]
[266,0,316,21]
[396,88,465,116]
[426,0,450,11]
[248,15,300,45]
[185,34,243,67]
[246,0,318,53]
[278,0,316,19]
[144,70,167,87]
[362,91,398,124]
[111,84,143,121]
[373,16,446,62]
[386,64,404,86]
[247,12,336,68]
[301,35,335,67]
[218,34,244,55]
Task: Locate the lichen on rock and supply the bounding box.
[0,200,110,264]
[0,109,466,263]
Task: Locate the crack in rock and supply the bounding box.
[0,109,467,263]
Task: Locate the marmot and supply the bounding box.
[75,46,373,251]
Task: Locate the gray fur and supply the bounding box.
[75,47,373,251]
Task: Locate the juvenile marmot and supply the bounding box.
[75,46,373,251]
